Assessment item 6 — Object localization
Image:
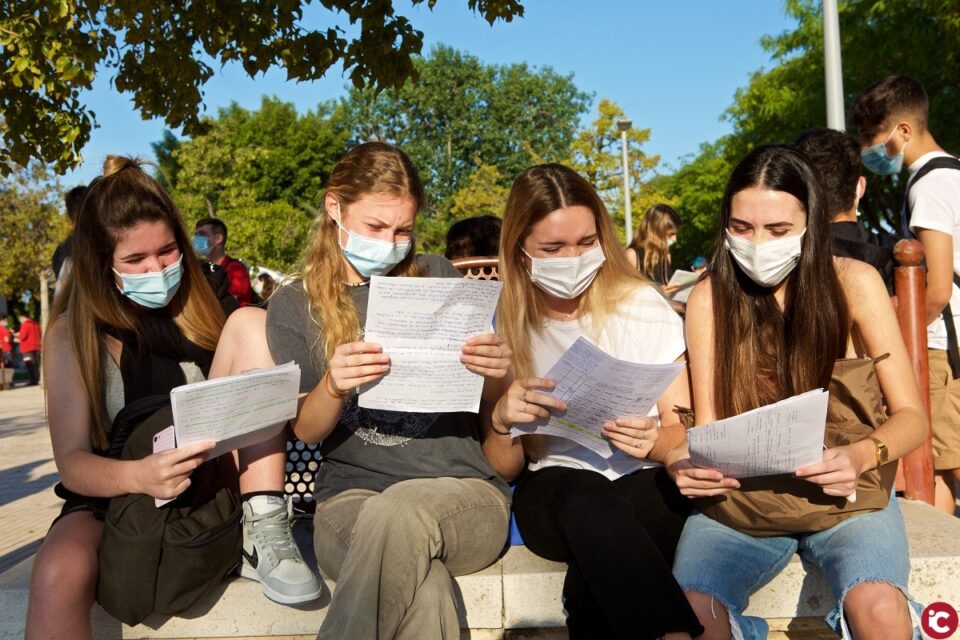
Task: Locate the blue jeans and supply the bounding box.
[672,497,922,639]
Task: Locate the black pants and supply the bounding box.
[513,466,704,640]
[23,350,40,385]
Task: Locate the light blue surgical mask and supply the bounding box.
[861,127,907,176]
[335,204,412,278]
[113,256,183,309]
[191,234,211,256]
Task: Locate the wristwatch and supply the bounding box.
[867,436,889,467]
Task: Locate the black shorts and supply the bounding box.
[52,482,109,527]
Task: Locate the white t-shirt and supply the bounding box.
[527,284,686,480]
[906,151,960,350]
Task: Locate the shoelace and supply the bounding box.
[248,506,300,563]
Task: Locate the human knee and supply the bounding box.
[686,591,731,640]
[30,538,98,604]
[844,582,911,639]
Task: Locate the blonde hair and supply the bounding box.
[497,164,648,455]
[300,142,425,364]
[628,204,680,279]
[46,156,225,450]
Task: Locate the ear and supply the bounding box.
[855,175,867,201]
[324,192,340,223]
[897,120,913,142]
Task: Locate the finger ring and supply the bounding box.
[635,440,642,449]
[496,350,503,359]
[522,390,528,402]
[524,402,530,413]
[497,334,505,344]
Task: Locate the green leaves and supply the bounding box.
[0,0,525,175]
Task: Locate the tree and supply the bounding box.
[0,161,67,303]
[168,96,349,271]
[0,0,525,174]
[169,97,350,271]
[342,45,590,211]
[569,99,666,243]
[418,162,509,253]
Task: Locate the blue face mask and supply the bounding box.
[861,127,907,176]
[336,204,412,278]
[192,235,211,256]
[113,256,183,309]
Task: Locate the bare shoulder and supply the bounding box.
[833,256,886,303]
[686,275,714,313]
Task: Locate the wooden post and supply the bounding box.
[893,239,935,504]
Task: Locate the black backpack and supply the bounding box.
[906,155,960,378]
[96,395,242,626]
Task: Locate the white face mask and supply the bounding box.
[724,229,805,288]
[524,244,606,300]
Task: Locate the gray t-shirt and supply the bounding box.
[266,254,509,502]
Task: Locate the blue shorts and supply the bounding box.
[672,497,922,639]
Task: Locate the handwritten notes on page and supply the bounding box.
[170,362,301,459]
[359,276,501,413]
[686,389,828,478]
[510,337,684,458]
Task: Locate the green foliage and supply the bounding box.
[342,44,591,212]
[417,163,509,253]
[215,201,314,274]
[568,99,666,244]
[0,161,68,300]
[0,0,525,175]
[721,0,960,231]
[659,0,960,261]
[170,97,349,272]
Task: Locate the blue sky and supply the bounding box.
[62,1,797,187]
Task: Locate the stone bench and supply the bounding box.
[2,499,959,639]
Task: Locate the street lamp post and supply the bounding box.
[823,0,845,130]
[617,118,633,242]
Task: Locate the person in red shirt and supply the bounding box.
[0,317,12,368]
[192,217,254,306]
[17,315,42,385]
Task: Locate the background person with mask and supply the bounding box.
[625,204,681,290]
[852,75,960,514]
[193,217,255,307]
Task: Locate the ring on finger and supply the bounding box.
[635,439,642,449]
[496,350,503,359]
[521,390,528,403]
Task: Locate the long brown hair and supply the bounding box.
[47,156,225,449]
[300,142,425,364]
[498,163,648,381]
[628,203,680,280]
[709,144,848,418]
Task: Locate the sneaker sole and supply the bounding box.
[239,561,324,605]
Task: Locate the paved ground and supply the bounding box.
[0,385,60,573]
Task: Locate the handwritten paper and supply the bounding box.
[359,276,501,413]
[686,389,828,478]
[170,362,301,459]
[666,270,699,303]
[511,337,684,458]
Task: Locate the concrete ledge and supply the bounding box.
[2,499,959,639]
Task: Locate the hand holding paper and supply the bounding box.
[510,337,684,459]
[686,389,828,478]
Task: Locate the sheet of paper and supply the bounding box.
[686,389,828,478]
[152,425,177,507]
[359,276,501,413]
[170,362,300,459]
[667,270,698,303]
[510,337,684,458]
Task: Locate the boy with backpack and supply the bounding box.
[852,75,960,514]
